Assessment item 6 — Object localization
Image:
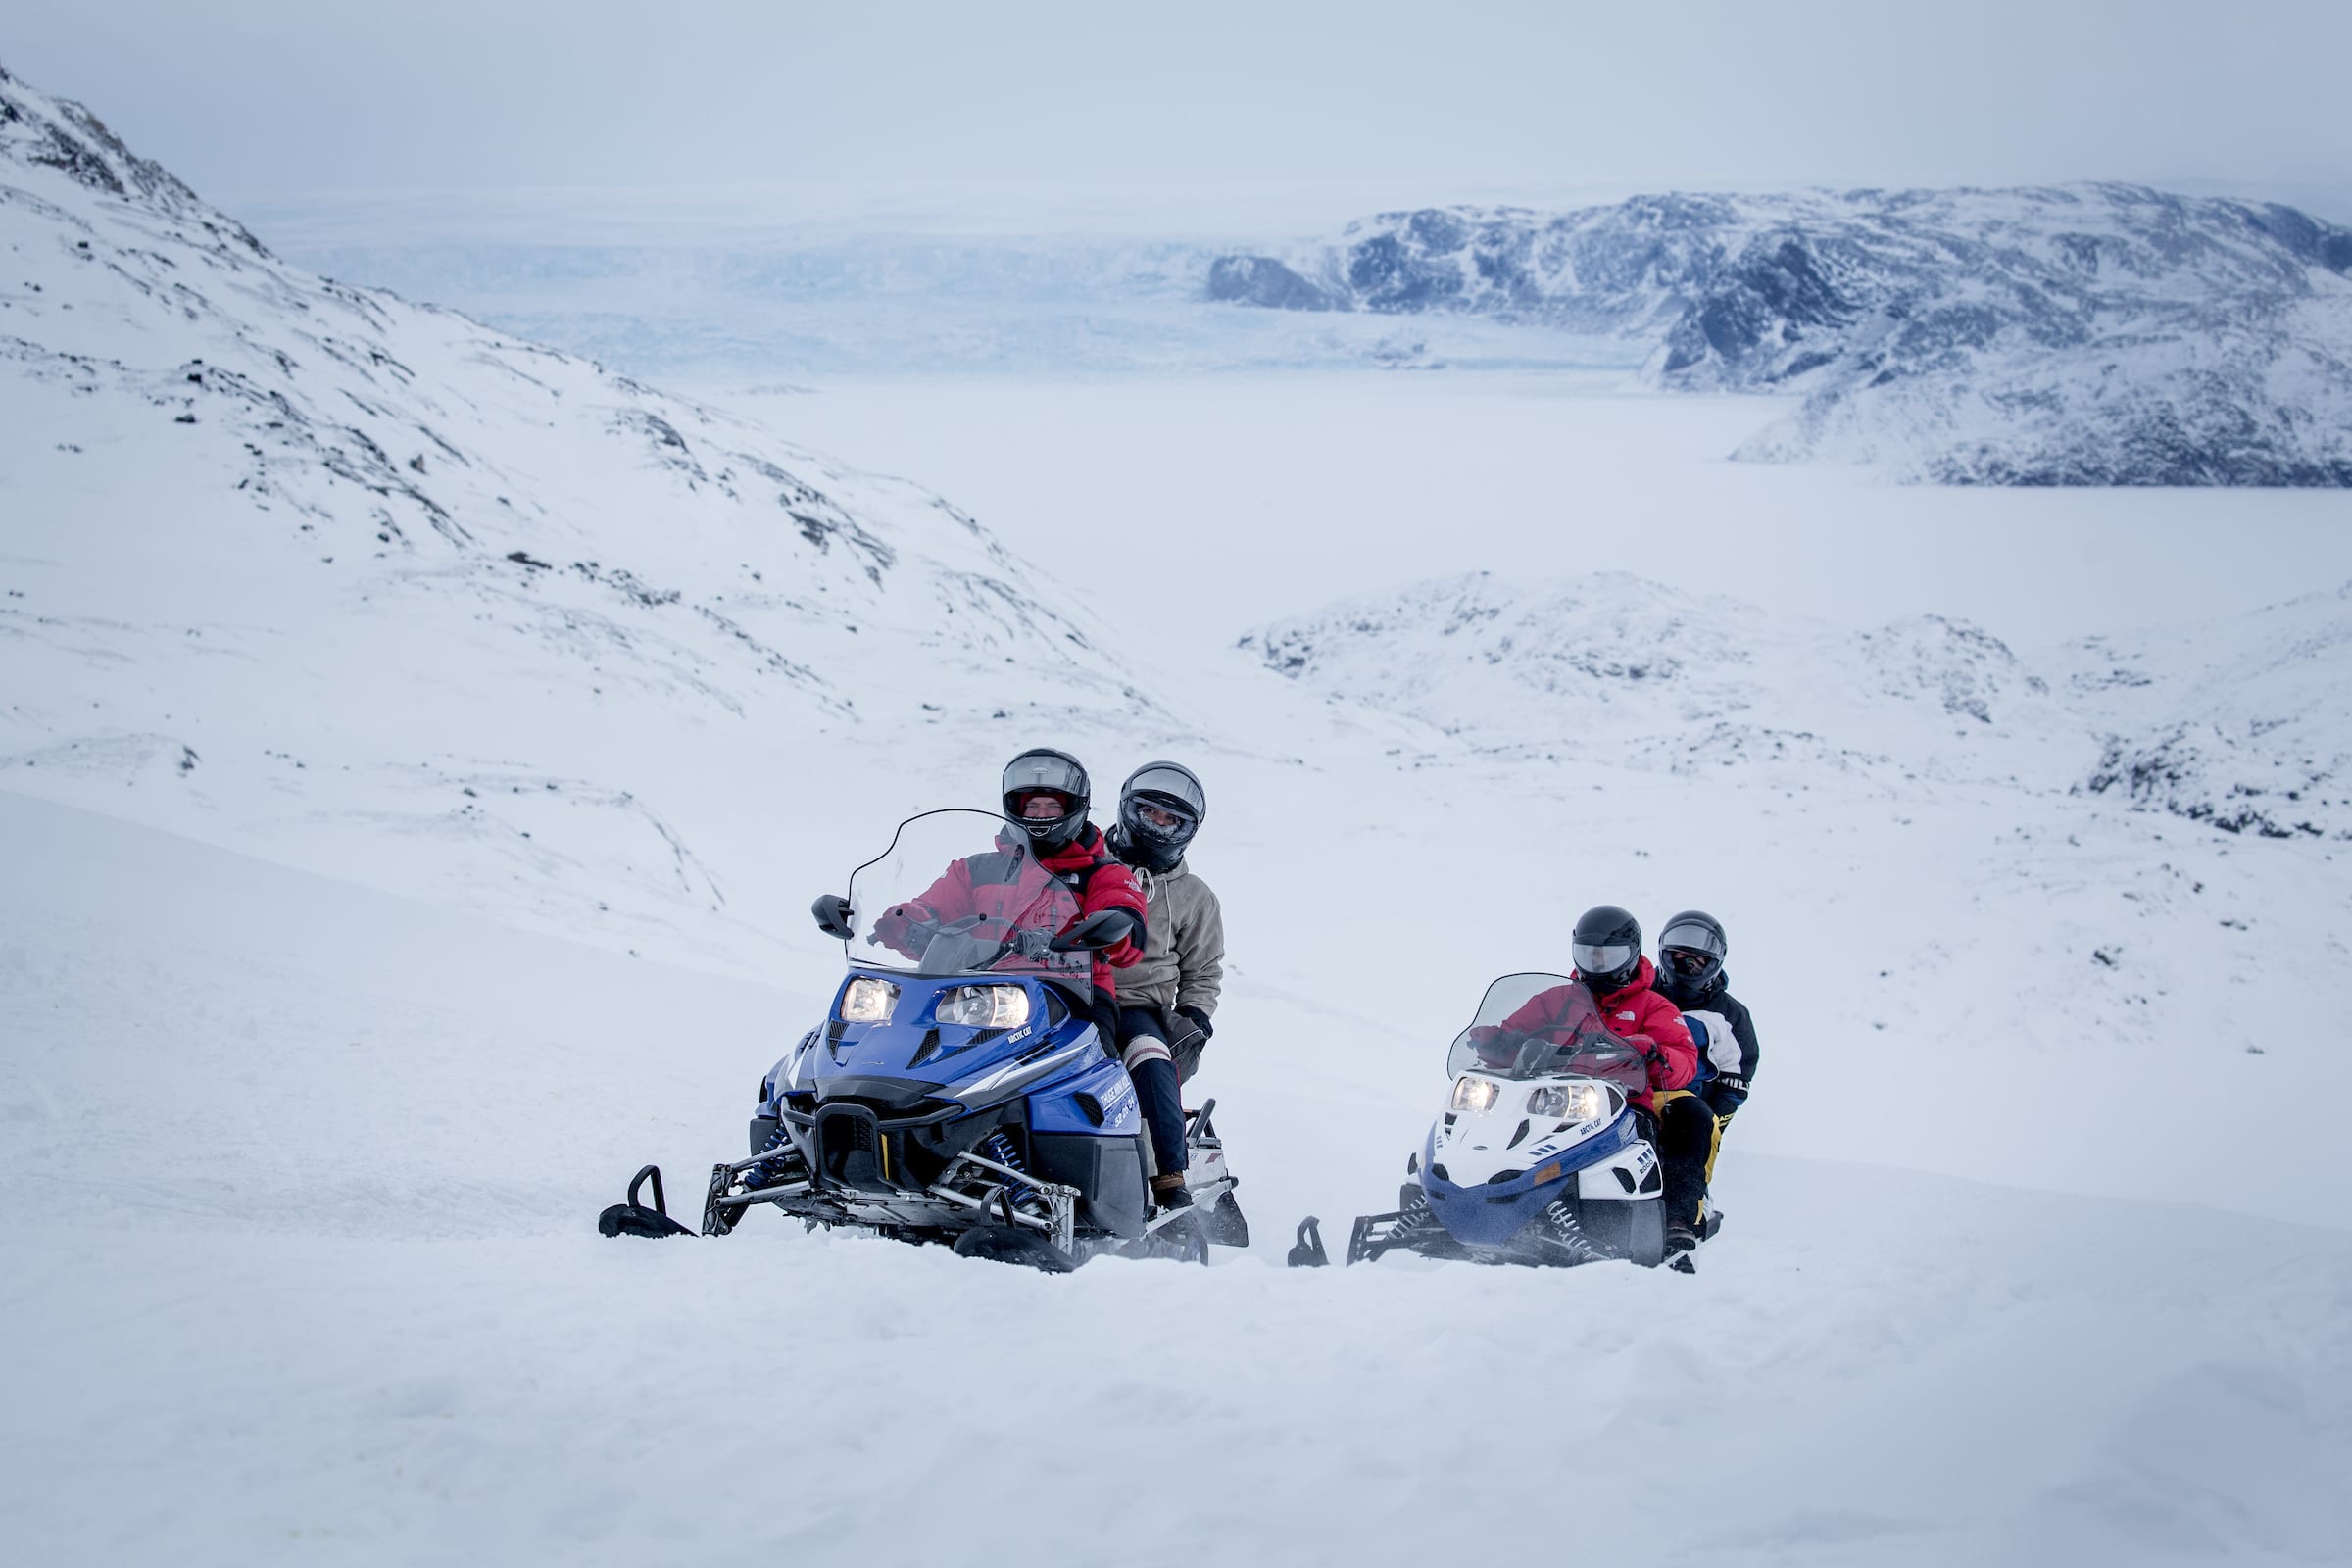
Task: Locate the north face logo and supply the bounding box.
[1616,1010,1637,1021]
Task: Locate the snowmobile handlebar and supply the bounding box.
[1049,908,1139,952]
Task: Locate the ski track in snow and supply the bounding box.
[6,60,2352,1567]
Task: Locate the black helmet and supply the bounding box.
[1656,909,1728,1004]
[1109,760,1206,874]
[1001,748,1090,855]
[1571,905,1643,994]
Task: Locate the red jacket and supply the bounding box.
[883,824,1145,999]
[1502,957,1696,1112]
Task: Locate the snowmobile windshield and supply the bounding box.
[841,809,1093,983]
[1444,973,1650,1093]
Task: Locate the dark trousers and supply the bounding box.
[1652,1092,1719,1230]
[1116,1005,1188,1178]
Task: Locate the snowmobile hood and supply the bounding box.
[779,968,1098,1112]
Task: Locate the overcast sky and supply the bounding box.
[10,0,2351,221]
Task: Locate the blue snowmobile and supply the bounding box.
[669,809,1243,1270]
[1297,973,1682,1269]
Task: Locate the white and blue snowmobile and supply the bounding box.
[605,809,1243,1271]
[1300,973,1684,1269]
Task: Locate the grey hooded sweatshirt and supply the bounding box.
[1120,857,1224,1019]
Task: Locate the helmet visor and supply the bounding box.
[1132,798,1197,835]
[1009,789,1079,823]
[1658,919,1726,959]
[1662,947,1717,979]
[1003,752,1088,802]
[1122,762,1205,822]
[1572,941,1637,977]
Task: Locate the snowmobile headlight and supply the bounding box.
[1527,1083,1609,1123]
[839,975,900,1023]
[935,984,1030,1030]
[1448,1076,1499,1113]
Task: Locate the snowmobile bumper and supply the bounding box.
[702,1141,1081,1254]
[1346,1190,1661,1268]
[1346,1202,1469,1265]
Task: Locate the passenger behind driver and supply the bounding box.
[1653,908,1759,1180]
[1103,761,1224,1213]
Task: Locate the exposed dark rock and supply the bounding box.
[1208,185,2352,486]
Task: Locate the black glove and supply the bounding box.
[1176,1005,1214,1041]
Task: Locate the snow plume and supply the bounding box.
[0,62,1167,969]
[1208,186,2352,485]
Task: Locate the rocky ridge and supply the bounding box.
[1208,186,2352,485]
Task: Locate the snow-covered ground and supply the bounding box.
[8,60,2352,1566]
[9,795,2352,1567]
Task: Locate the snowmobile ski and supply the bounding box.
[598,1164,694,1239]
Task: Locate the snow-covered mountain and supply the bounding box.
[1208,186,2352,484]
[0,63,1171,968]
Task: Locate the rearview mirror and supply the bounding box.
[810,893,855,940]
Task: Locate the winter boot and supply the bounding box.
[1152,1173,1194,1212]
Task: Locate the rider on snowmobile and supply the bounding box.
[1501,906,1709,1257]
[1104,760,1224,1212]
[869,749,1146,1033]
[1653,909,1758,1131]
[1653,910,1758,1246]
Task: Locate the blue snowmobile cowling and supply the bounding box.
[1337,973,1668,1268]
[680,808,1239,1270]
[747,965,1151,1241]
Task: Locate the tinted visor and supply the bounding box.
[1658,919,1726,959]
[1663,947,1717,978]
[1572,941,1637,976]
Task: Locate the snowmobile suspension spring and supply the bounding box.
[745,1124,794,1188]
[980,1131,1038,1210]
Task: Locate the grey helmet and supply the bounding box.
[1110,760,1205,874]
[1001,748,1091,855]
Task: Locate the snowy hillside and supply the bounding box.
[1242,568,2352,833]
[1209,186,2352,484]
[2058,580,2352,840]
[0,62,1170,969]
[1238,570,2091,787]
